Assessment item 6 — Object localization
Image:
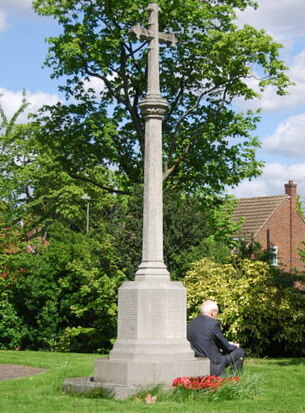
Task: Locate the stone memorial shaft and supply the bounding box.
[134,2,175,280]
[64,4,209,399]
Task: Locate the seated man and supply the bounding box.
[187,300,245,376]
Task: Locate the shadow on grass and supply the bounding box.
[267,358,305,367]
[275,358,305,366]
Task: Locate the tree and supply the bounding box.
[32,0,291,195]
[0,221,125,352]
[0,213,28,350]
[109,188,242,281]
[0,95,129,351]
[185,257,305,357]
[0,91,34,223]
[0,93,121,231]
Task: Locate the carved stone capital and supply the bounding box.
[139,96,168,119]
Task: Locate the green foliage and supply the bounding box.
[32,0,291,195]
[164,194,241,279]
[0,300,26,350]
[297,239,305,267]
[107,188,143,281]
[0,220,27,349]
[0,222,125,352]
[164,191,215,279]
[0,94,240,351]
[0,93,122,230]
[109,190,239,281]
[296,195,305,219]
[184,257,305,357]
[0,0,293,352]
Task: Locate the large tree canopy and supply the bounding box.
[32,0,291,195]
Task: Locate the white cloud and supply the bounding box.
[229,162,305,198]
[289,49,305,85]
[263,113,305,158]
[261,49,305,111]
[0,10,8,32]
[235,1,305,113]
[82,76,107,96]
[0,0,33,15]
[0,0,37,32]
[234,47,305,112]
[237,0,305,46]
[260,85,305,113]
[0,88,60,123]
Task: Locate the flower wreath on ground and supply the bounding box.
[170,373,261,402]
[173,375,240,391]
[134,373,261,403]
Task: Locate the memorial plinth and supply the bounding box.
[64,277,209,399]
[63,3,209,399]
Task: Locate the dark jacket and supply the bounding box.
[187,314,237,375]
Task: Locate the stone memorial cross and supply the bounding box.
[129,3,177,98]
[64,4,209,399]
[129,3,177,281]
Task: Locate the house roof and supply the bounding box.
[231,195,288,239]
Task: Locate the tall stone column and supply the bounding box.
[64,3,209,399]
[133,3,171,280]
[135,98,169,280]
[109,3,191,362]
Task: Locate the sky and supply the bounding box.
[1,0,305,200]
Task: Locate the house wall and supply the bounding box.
[255,182,305,272]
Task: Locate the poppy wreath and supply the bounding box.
[172,375,240,391]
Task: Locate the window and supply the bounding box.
[269,245,278,266]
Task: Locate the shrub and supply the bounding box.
[0,300,26,350]
[0,222,124,352]
[184,257,305,356]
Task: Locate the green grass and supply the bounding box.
[0,351,304,413]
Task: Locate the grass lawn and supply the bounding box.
[0,351,304,413]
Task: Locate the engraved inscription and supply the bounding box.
[118,290,138,339]
[166,291,186,337]
[149,291,163,338]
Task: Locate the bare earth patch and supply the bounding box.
[0,364,46,381]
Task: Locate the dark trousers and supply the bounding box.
[210,347,245,376]
[224,347,245,373]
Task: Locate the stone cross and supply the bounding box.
[129,3,177,98]
[129,4,177,281]
[64,4,209,399]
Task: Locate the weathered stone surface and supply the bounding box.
[110,279,194,361]
[63,5,209,399]
[63,376,156,400]
[94,357,209,386]
[64,357,209,400]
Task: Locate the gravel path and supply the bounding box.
[0,364,46,381]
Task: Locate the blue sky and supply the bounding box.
[1,0,305,199]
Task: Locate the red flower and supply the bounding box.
[172,375,240,391]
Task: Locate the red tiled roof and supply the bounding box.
[231,195,287,239]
